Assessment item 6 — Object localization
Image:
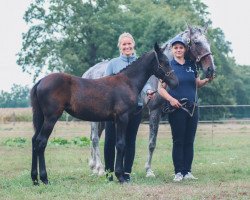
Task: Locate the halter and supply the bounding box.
[195,51,212,63]
[185,35,212,63]
[134,51,173,115]
[153,50,174,78]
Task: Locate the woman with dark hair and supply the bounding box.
[158,36,213,182]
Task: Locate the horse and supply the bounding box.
[30,43,178,185]
[82,25,216,177]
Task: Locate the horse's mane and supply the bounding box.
[115,50,153,75]
[161,25,205,61]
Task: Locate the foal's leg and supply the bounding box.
[145,108,162,177]
[89,122,105,176]
[35,116,58,184]
[31,117,44,185]
[31,132,40,185]
[115,114,128,183]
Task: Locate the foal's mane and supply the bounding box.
[115,50,153,75]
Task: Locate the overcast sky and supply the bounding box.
[0,0,250,92]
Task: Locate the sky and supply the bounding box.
[0,0,250,92]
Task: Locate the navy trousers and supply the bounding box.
[168,107,198,175]
[104,106,142,173]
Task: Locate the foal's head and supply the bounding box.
[153,43,178,89]
[183,25,216,78]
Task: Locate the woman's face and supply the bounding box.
[172,43,186,59]
[119,37,135,56]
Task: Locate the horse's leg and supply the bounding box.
[115,114,128,183]
[35,116,58,184]
[145,108,162,177]
[31,110,44,185]
[89,122,105,176]
[89,122,98,171]
[31,132,40,185]
[95,122,105,176]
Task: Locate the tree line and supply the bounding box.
[1,0,250,108]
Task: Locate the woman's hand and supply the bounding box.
[146,89,156,100]
[169,97,182,108]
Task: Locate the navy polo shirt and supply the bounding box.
[168,59,198,103]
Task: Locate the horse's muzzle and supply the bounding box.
[205,66,215,79]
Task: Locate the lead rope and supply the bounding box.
[186,66,198,117]
[184,84,197,117]
[133,90,158,115]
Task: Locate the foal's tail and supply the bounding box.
[30,80,44,134]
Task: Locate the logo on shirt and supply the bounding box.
[186,67,194,73]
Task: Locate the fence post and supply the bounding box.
[66,113,69,125]
[211,105,214,145]
[12,112,16,126]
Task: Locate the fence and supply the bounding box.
[1,105,250,124]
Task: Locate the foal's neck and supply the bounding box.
[122,53,153,92]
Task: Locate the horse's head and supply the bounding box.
[183,25,215,79]
[154,43,178,89]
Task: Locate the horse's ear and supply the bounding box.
[203,23,209,33]
[186,22,193,33]
[154,42,161,53]
[185,21,190,29]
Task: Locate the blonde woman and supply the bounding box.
[104,32,153,182]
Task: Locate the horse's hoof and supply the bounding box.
[115,172,125,183]
[33,180,39,186]
[146,169,155,178]
[118,177,125,184]
[41,179,49,185]
[92,168,98,174]
[88,160,95,170]
[117,175,125,184]
[98,168,105,176]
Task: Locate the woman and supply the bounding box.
[104,32,154,182]
[158,36,213,182]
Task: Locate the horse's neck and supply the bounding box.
[122,55,153,93]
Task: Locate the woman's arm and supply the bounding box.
[158,81,181,108]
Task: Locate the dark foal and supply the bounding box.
[30,43,178,185]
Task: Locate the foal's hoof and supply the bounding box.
[33,180,39,186]
[41,178,49,185]
[117,176,125,184]
[115,173,125,184]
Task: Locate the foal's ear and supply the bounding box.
[154,42,162,53]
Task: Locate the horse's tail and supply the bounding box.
[30,80,44,134]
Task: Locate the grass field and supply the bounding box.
[0,121,249,199]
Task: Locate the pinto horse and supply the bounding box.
[30,43,178,185]
[82,25,216,177]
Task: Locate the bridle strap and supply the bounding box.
[153,50,174,77]
[195,51,212,63]
[186,35,212,63]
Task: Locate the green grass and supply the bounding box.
[0,122,249,199]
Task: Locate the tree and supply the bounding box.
[17,0,209,78]
[17,0,249,108]
[0,85,30,108]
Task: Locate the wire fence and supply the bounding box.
[1,105,250,125]
[198,105,250,123]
